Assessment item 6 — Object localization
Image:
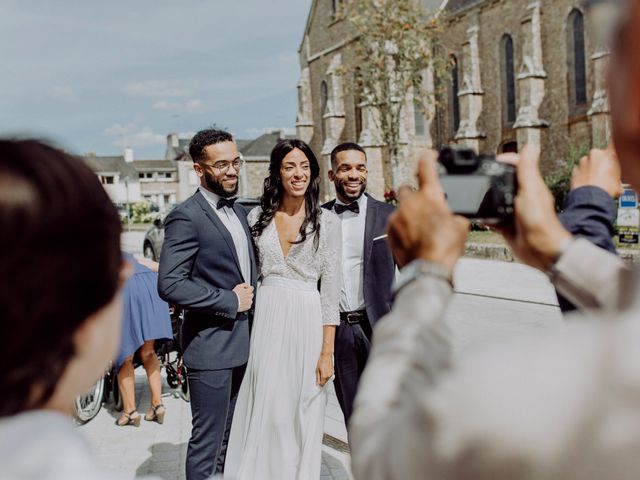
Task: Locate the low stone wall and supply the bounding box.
[465,243,640,264]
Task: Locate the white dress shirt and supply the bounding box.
[334,194,367,312]
[199,187,251,284]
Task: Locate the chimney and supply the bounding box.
[167,132,179,148]
[124,147,134,163]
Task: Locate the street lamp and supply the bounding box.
[124,176,131,233]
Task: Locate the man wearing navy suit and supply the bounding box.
[158,129,257,480]
[322,142,397,425]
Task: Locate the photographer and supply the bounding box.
[349,0,640,477]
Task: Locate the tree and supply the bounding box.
[544,142,589,212]
[338,0,446,189]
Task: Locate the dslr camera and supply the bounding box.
[438,147,517,225]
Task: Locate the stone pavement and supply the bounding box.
[78,366,353,480]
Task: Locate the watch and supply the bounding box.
[392,259,454,298]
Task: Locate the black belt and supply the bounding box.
[340,310,368,325]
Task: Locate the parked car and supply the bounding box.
[143,197,260,261]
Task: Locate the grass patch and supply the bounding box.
[467,231,507,245]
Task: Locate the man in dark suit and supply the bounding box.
[322,142,397,424]
[158,129,257,480]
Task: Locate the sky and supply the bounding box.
[0,0,312,158]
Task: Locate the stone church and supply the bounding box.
[297,0,610,199]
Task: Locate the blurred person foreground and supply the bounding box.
[0,140,158,479]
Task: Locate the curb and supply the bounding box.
[465,242,640,264]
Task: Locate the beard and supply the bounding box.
[335,178,367,203]
[204,169,238,198]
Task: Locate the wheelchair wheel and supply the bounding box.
[73,377,105,424]
[111,373,123,412]
[166,370,179,389]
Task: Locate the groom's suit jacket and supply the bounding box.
[158,190,257,370]
[323,194,396,327]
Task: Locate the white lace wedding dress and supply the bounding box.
[224,207,342,480]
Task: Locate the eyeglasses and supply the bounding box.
[198,158,245,173]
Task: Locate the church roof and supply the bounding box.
[240,130,296,160]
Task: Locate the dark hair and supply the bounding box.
[251,139,322,248]
[0,139,122,417]
[330,142,367,168]
[189,129,234,163]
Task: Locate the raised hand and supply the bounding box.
[571,145,623,198]
[496,145,572,271]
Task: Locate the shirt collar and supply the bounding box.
[335,193,367,210]
[199,186,237,210]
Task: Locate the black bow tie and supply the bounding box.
[334,202,359,215]
[217,197,237,210]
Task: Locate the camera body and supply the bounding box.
[438,147,517,225]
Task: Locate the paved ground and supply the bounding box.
[99,233,565,478]
[78,368,351,480]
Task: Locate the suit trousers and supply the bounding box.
[333,319,373,425]
[185,365,245,480]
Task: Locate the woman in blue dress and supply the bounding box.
[115,253,173,427]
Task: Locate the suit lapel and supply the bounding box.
[363,195,377,278]
[232,203,258,285]
[194,192,243,277]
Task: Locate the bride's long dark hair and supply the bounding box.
[251,139,322,249]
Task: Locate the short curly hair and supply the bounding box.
[188,129,234,163]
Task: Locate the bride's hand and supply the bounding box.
[316,352,334,387]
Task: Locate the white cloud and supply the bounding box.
[49,86,78,102]
[104,122,139,136]
[125,80,191,98]
[153,98,204,112]
[185,99,203,110]
[104,123,165,148]
[153,100,180,110]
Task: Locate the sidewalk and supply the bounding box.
[78,368,353,480]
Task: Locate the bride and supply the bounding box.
[224,139,341,479]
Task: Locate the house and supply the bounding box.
[82,152,142,206]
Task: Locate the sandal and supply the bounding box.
[116,410,140,427]
[145,404,166,424]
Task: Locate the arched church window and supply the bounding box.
[414,100,426,136]
[450,55,460,136]
[354,69,363,142]
[500,141,518,153]
[500,35,517,126]
[321,81,329,141]
[332,0,343,18]
[567,9,588,112]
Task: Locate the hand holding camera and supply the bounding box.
[390,145,574,275]
[387,150,469,273]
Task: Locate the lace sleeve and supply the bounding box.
[320,211,342,326]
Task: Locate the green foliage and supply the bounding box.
[124,202,155,224]
[544,142,589,212]
[337,0,448,186]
